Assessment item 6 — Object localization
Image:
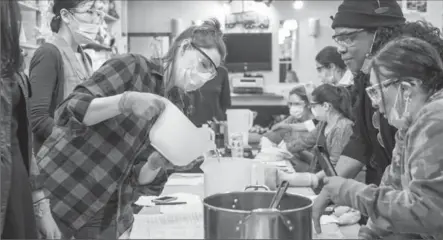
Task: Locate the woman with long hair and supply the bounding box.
[0,0,60,238]
[34,18,226,239]
[323,37,443,240]
[29,0,100,153]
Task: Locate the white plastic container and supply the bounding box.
[149,100,213,166]
[200,157,266,197]
[226,109,254,146]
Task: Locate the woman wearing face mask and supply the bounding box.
[29,0,101,153]
[273,84,354,185]
[261,86,316,148]
[322,37,443,240]
[315,46,352,86]
[33,18,226,239]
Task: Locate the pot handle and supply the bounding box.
[244,185,270,191]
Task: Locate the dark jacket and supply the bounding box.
[342,75,396,185]
[0,72,41,231]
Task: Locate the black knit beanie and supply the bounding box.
[331,0,406,29]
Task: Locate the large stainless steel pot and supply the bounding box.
[203,186,313,239]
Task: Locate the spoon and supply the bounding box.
[269,180,289,209]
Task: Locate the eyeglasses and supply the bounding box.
[332,29,366,47]
[288,101,305,107]
[70,8,104,23]
[309,101,321,108]
[190,42,218,78]
[365,78,400,104]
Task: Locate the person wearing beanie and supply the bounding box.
[310,0,443,239]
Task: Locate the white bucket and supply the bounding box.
[200,157,266,197]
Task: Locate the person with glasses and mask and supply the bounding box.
[315,46,352,86]
[33,18,226,239]
[269,84,354,184]
[312,0,443,234]
[321,37,443,240]
[29,0,102,154]
[1,1,61,238]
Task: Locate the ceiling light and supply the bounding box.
[292,1,304,10]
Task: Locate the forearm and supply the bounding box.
[138,163,162,185]
[288,123,308,131]
[33,116,55,140]
[82,94,123,126]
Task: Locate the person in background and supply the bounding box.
[323,37,443,240]
[188,66,231,126]
[284,66,300,83]
[34,18,226,239]
[315,46,348,85]
[313,0,443,234]
[0,0,61,238]
[29,0,100,153]
[277,84,354,176]
[261,86,315,148]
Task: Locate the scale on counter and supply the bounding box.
[232,75,264,94]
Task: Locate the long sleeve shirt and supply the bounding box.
[35,54,183,235]
[286,117,353,166]
[335,90,443,239]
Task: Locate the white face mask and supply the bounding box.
[388,86,409,129]
[180,68,213,92]
[289,106,304,118]
[70,14,100,44]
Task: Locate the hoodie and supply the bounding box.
[334,89,443,239]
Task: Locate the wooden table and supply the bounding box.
[131,172,361,239]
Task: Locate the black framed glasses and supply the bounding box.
[332,29,366,47]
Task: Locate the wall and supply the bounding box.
[128,0,443,88]
[128,0,341,88]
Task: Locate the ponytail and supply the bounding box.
[335,86,353,120]
[311,84,354,120]
[50,15,61,33]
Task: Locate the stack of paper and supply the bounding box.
[165,174,204,186]
[130,211,204,239]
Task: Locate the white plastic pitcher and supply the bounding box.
[226,109,254,145]
[200,157,266,197]
[149,100,214,166]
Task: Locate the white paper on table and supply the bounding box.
[159,193,203,214]
[165,175,203,186]
[130,211,204,239]
[134,196,156,207]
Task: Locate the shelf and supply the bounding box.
[18,1,39,12]
[20,42,39,49]
[104,13,118,23]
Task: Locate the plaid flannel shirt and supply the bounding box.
[35,54,187,236]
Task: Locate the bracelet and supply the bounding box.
[33,198,50,218]
[33,197,47,205]
[118,91,132,114]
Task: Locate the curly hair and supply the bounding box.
[350,21,443,118]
